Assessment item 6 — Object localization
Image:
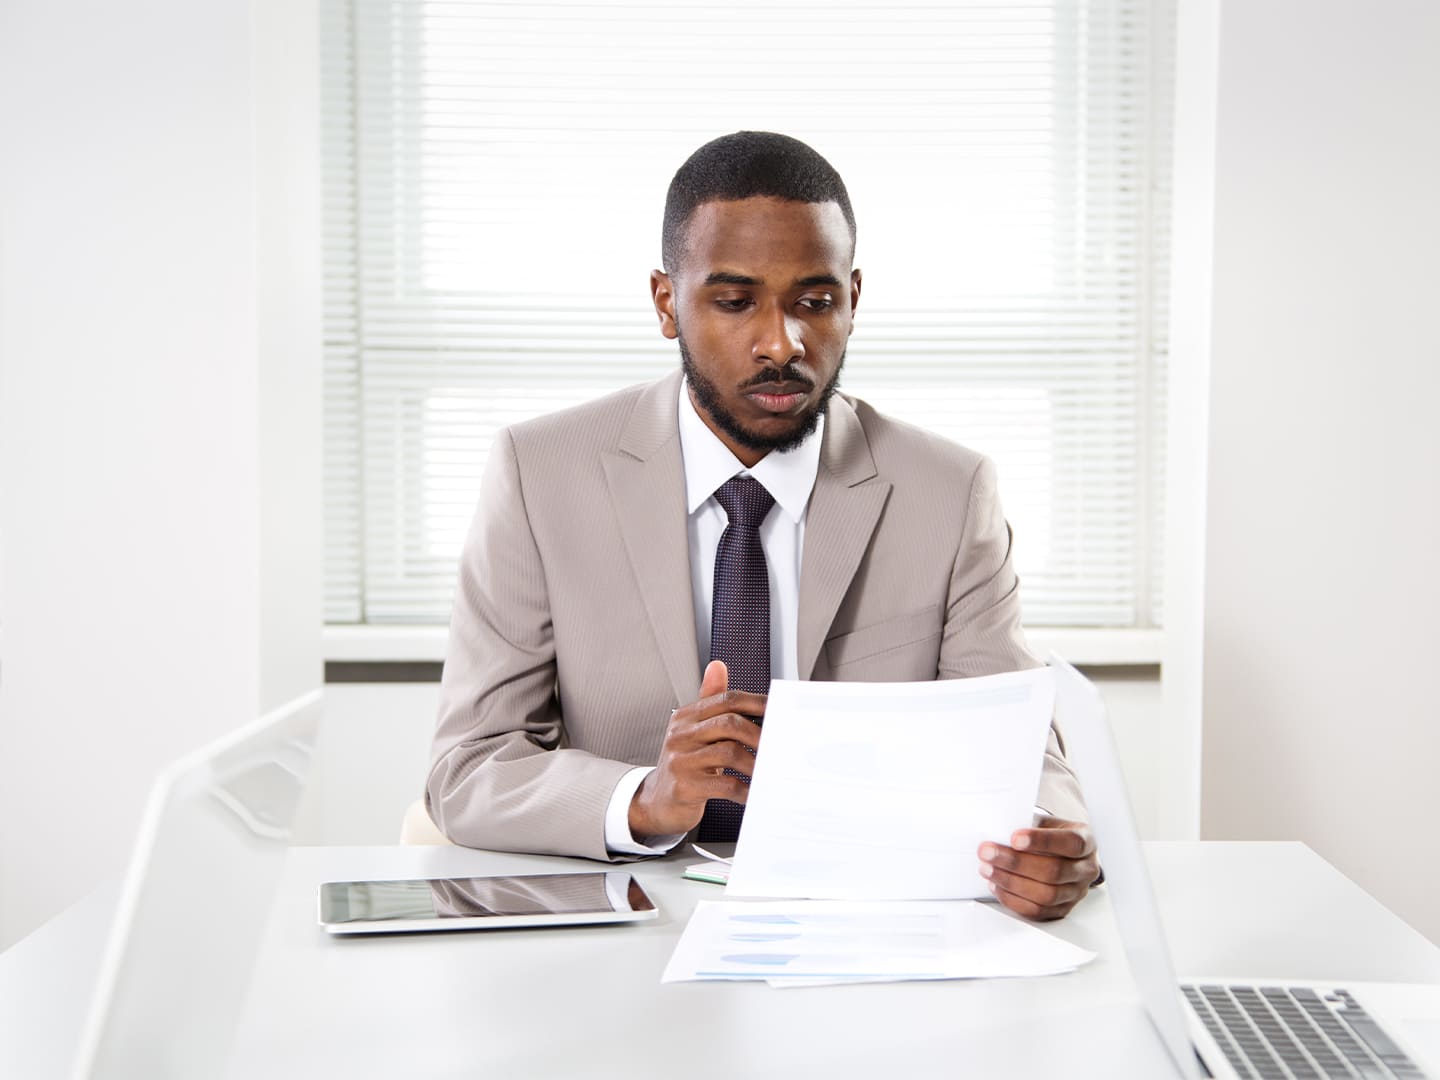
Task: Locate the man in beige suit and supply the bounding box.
[428,132,1099,920]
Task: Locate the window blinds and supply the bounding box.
[322,0,1174,628]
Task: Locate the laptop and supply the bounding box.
[69,689,324,1079]
[1049,655,1440,1080]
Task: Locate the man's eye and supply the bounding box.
[715,298,752,311]
[799,297,834,312]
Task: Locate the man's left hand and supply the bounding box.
[977,816,1099,921]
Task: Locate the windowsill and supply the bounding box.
[322,625,1162,667]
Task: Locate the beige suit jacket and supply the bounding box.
[427,369,1087,859]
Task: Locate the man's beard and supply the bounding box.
[678,331,844,457]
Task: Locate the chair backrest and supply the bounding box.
[400,797,451,845]
[73,690,324,1079]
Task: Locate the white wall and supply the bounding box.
[1091,670,1169,842]
[1198,0,1440,942]
[0,0,321,950]
[1157,0,1221,847]
[257,1,323,711]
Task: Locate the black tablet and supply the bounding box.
[318,871,659,935]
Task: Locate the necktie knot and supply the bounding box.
[713,475,776,531]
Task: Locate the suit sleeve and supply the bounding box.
[424,429,635,860]
[940,455,1090,825]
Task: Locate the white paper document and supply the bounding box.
[725,668,1056,900]
[661,899,1095,987]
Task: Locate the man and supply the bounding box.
[428,131,1099,920]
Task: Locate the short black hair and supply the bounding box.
[661,131,857,272]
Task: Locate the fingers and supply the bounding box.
[665,705,763,757]
[692,661,765,720]
[985,871,1089,921]
[1011,819,1095,858]
[682,687,767,722]
[978,846,1093,919]
[651,759,752,806]
[630,668,767,838]
[661,673,764,768]
[629,753,750,837]
[979,841,1095,886]
[699,659,728,699]
[672,661,767,729]
[692,711,761,752]
[686,738,758,781]
[977,823,1100,921]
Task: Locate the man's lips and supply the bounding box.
[744,381,811,414]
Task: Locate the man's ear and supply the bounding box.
[847,267,863,335]
[650,269,679,341]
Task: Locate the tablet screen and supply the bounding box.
[318,872,657,934]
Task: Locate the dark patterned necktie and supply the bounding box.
[698,475,776,843]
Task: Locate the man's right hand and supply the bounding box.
[628,660,766,840]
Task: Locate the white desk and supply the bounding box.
[4,842,1439,1079]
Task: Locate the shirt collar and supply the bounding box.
[677,377,823,524]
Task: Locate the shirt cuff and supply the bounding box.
[604,766,685,856]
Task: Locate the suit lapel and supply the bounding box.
[797,395,892,679]
[601,370,702,705]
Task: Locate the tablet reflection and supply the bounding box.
[430,874,619,917]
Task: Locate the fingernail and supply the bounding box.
[979,863,993,879]
[979,844,996,861]
[1013,835,1030,850]
[986,882,997,894]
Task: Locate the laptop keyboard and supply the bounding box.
[1181,984,1428,1079]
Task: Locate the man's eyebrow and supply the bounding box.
[702,271,762,287]
[700,271,845,288]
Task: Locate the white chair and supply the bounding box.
[399,799,451,845]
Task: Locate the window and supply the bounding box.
[322,0,1174,631]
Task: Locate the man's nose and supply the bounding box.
[752,303,804,365]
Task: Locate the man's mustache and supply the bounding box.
[741,364,814,391]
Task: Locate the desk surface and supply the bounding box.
[5,841,1439,1080]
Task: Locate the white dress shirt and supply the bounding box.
[603,379,824,854]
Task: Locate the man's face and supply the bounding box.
[650,196,862,467]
